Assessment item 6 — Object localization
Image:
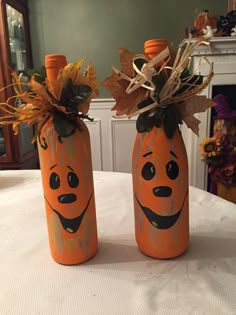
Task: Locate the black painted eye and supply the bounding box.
[142,162,156,180]
[67,172,79,188]
[166,160,179,180]
[50,172,60,189]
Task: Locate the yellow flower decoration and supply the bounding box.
[200,137,218,158]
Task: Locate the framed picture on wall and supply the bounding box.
[228,0,236,11]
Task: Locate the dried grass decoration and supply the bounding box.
[0,59,99,143]
[102,36,214,139]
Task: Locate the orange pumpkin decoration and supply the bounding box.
[144,39,168,64]
[130,40,189,259]
[101,37,212,259]
[37,55,98,265]
[38,118,98,265]
[132,125,189,259]
[193,10,218,37]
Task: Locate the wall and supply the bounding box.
[28,0,227,97]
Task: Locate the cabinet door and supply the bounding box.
[5,1,32,72]
[0,126,7,160]
[0,43,14,163]
[0,0,36,167]
[85,99,137,173]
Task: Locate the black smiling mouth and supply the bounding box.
[45,193,93,233]
[135,190,188,229]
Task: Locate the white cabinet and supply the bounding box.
[86,99,136,173]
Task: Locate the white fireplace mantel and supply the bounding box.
[181,36,236,190]
[182,37,236,55]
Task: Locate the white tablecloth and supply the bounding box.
[0,170,236,315]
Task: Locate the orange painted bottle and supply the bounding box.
[37,54,98,265]
[132,40,189,259]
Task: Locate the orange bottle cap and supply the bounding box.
[45,54,67,80]
[144,39,168,60]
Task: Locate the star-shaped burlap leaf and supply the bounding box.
[101,48,148,117]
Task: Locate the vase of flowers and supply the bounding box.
[200,94,236,204]
[103,36,214,258]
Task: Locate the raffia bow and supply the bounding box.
[0,60,99,142]
[113,46,170,95]
[102,36,215,136]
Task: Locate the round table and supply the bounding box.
[0,170,236,314]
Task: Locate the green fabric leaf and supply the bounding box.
[152,73,166,103]
[163,110,178,139]
[71,84,92,106]
[52,112,76,139]
[137,97,154,109]
[163,106,182,139]
[60,78,92,113]
[60,78,74,105]
[136,106,182,138]
[136,112,154,133]
[134,58,148,73]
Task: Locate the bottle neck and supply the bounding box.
[144,39,168,65]
[45,54,67,80]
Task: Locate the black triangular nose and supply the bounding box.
[153,186,172,197]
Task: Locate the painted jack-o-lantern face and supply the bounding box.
[38,118,98,265]
[44,164,92,234]
[132,126,189,258]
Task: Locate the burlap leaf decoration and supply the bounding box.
[102,36,214,138]
[118,48,135,77]
[175,95,215,135]
[101,48,148,117]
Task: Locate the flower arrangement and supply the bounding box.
[0,60,99,142]
[102,36,214,138]
[200,135,236,185]
[200,94,236,187]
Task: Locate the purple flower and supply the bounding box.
[213,94,236,119]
